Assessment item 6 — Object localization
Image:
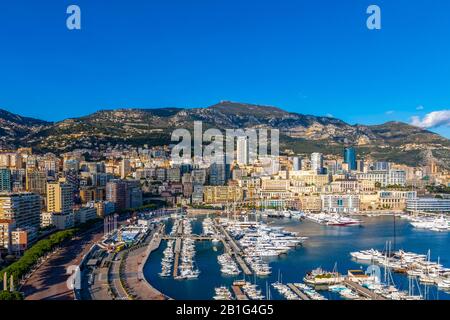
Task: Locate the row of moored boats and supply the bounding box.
[350,248,450,290]
[305,213,361,226]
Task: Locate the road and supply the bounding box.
[109,252,130,300]
[20,225,104,300]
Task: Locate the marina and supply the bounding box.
[351,246,450,289]
[271,282,300,300]
[304,212,362,226]
[402,215,450,232]
[143,214,450,300]
[291,283,326,300]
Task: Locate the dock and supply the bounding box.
[214,220,252,275]
[231,286,249,300]
[162,217,252,278]
[234,255,252,275]
[343,279,386,300]
[176,221,183,236]
[161,235,214,241]
[287,284,310,300]
[173,238,182,277]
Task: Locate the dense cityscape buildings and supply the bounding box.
[0,142,448,260]
[0,130,448,304]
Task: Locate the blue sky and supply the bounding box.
[0,0,449,137]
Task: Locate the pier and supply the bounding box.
[287,284,310,300]
[162,219,252,276]
[215,222,242,254]
[173,238,182,277]
[176,220,183,236]
[161,235,214,241]
[343,279,386,300]
[213,220,252,275]
[231,286,249,300]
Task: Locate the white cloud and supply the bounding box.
[411,110,450,129]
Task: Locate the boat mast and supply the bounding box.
[383,241,388,285]
[393,211,396,252]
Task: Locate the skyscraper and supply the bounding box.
[26,169,47,195]
[47,179,74,214]
[236,137,249,166]
[344,147,357,171]
[0,192,41,252]
[311,153,324,174]
[209,162,226,186]
[106,180,128,211]
[357,159,365,173]
[0,168,12,192]
[293,157,301,171]
[120,159,131,179]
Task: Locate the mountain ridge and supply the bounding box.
[0,102,449,168]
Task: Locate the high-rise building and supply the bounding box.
[389,169,407,186]
[44,159,58,178]
[209,162,226,186]
[63,159,79,172]
[236,137,249,166]
[129,186,143,209]
[47,179,74,214]
[120,159,131,179]
[0,168,12,192]
[192,169,206,185]
[374,161,389,171]
[0,153,22,169]
[357,160,365,173]
[167,167,181,182]
[156,168,166,181]
[0,192,41,232]
[311,153,324,174]
[343,147,357,171]
[0,219,14,252]
[293,157,301,171]
[191,184,204,204]
[106,180,128,211]
[11,169,26,192]
[26,169,47,195]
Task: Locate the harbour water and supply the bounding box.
[143,215,450,300]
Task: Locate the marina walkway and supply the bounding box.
[173,238,181,277]
[213,220,252,275]
[162,219,252,277]
[343,280,386,300]
[231,286,249,300]
[287,284,310,300]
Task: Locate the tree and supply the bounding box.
[0,291,24,300]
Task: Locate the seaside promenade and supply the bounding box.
[115,224,168,300]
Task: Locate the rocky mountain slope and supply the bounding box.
[0,109,51,148]
[0,101,449,168]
